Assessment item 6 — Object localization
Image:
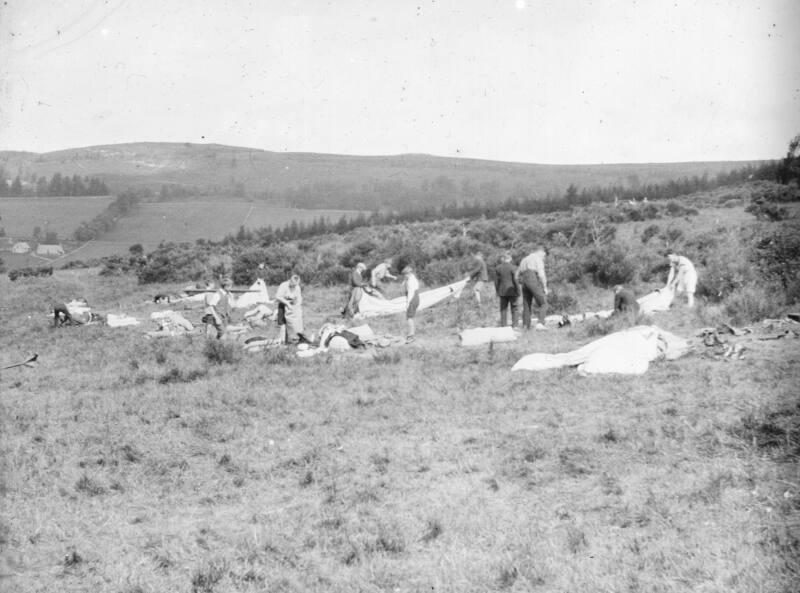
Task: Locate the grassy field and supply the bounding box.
[105,202,363,245]
[1,269,798,592]
[0,196,114,240]
[0,198,364,269]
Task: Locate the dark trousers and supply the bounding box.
[521,270,547,328]
[499,295,519,327]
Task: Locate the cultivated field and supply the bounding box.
[1,270,797,592]
[105,202,363,245]
[0,196,114,240]
[0,197,364,269]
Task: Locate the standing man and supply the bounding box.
[402,265,420,343]
[275,273,304,344]
[343,262,369,318]
[370,259,396,295]
[518,246,549,330]
[464,251,488,306]
[203,277,232,339]
[494,253,519,327]
[666,251,698,308]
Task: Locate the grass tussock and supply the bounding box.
[203,339,240,365]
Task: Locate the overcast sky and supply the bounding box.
[0,0,798,164]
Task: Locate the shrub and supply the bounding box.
[547,289,578,313]
[640,224,660,244]
[660,227,684,245]
[582,243,635,287]
[8,266,53,281]
[746,202,789,221]
[752,223,800,298]
[665,201,693,217]
[421,258,465,285]
[724,284,785,325]
[317,264,352,287]
[340,240,378,268]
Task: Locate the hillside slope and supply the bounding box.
[0,143,766,210]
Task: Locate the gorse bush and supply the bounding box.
[752,223,800,303]
[8,266,53,281]
[581,243,636,287]
[724,284,786,325]
[641,224,660,244]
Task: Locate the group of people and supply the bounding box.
[202,273,306,342]
[466,247,550,330]
[469,247,698,329]
[199,247,698,345]
[341,260,418,342]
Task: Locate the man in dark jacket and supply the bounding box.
[494,253,519,327]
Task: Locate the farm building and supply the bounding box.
[36,243,65,256]
[12,241,31,254]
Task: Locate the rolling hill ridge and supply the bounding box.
[0,142,768,210]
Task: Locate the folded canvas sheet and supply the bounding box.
[355,279,468,319]
[460,326,518,347]
[106,313,141,327]
[511,325,690,375]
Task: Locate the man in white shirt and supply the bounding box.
[275,273,304,343]
[370,260,397,293]
[402,265,420,343]
[517,246,548,330]
[203,278,232,339]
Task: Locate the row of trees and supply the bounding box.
[73,190,141,241]
[0,168,109,197]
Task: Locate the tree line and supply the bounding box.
[0,168,109,197]
[73,191,141,241]
[218,161,777,247]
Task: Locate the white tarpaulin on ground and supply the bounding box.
[511,325,690,375]
[544,286,675,326]
[355,279,469,319]
[460,326,518,346]
[176,279,271,308]
[231,279,271,309]
[637,286,675,314]
[106,313,141,327]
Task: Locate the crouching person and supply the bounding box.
[613,285,640,316]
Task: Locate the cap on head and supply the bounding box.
[356,262,366,271]
[401,265,413,274]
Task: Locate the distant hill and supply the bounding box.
[0,142,770,211]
